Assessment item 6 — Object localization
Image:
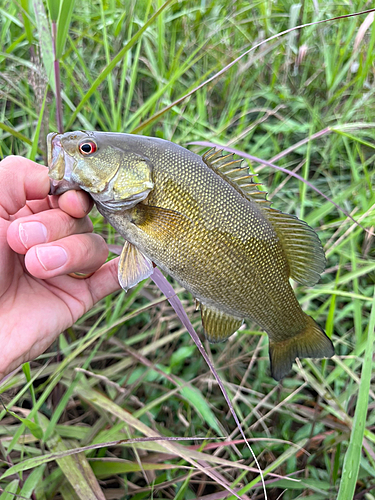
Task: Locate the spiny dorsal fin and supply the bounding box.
[261,207,326,286]
[202,148,270,207]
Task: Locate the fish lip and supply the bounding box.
[47,132,81,195]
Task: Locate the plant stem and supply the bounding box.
[52,21,63,133]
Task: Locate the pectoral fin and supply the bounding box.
[200,304,243,343]
[118,241,154,291]
[131,204,191,239]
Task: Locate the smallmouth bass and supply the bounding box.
[47,131,334,380]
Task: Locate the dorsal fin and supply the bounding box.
[202,148,326,287]
[202,148,270,207]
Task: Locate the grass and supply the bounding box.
[0,0,375,498]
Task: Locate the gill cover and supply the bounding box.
[47,131,154,209]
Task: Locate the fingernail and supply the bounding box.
[19,222,48,249]
[36,246,68,271]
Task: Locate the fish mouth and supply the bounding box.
[47,133,81,195]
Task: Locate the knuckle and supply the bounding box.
[0,155,18,168]
[52,210,88,236]
[80,234,107,264]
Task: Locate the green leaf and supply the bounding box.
[20,0,33,43]
[46,0,60,22]
[0,479,19,500]
[56,0,75,59]
[180,385,222,435]
[90,460,180,477]
[269,477,331,492]
[170,345,196,369]
[6,409,44,440]
[337,287,375,500]
[19,465,46,498]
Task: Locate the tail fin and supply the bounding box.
[269,316,334,381]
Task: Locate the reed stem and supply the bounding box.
[52,21,63,133]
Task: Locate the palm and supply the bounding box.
[0,157,120,379]
[1,250,90,370]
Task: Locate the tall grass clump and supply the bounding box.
[0,1,374,499]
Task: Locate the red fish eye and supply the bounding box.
[79,141,97,155]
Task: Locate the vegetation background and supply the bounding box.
[0,0,374,499]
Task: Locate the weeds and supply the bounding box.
[0,1,374,498]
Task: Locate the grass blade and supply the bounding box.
[0,436,212,479]
[65,0,175,130]
[48,437,106,500]
[56,0,75,59]
[29,86,47,160]
[0,479,19,500]
[337,286,375,500]
[151,267,267,500]
[18,465,46,499]
[20,0,33,43]
[46,0,60,22]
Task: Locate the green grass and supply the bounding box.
[1,1,375,498]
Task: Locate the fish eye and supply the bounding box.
[79,140,97,156]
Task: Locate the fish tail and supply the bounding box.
[269,315,334,381]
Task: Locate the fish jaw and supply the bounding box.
[47,133,81,195]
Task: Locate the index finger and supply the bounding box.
[0,156,50,219]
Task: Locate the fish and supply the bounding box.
[47,131,335,380]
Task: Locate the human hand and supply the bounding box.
[0,156,121,380]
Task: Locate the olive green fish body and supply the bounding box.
[47,131,334,380]
[100,146,304,336]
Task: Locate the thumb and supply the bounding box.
[86,257,121,303]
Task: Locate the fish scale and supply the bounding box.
[47,131,335,380]
[144,148,295,323]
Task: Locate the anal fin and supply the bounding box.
[200,304,243,343]
[118,241,154,291]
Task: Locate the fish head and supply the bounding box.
[47,131,154,210]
